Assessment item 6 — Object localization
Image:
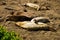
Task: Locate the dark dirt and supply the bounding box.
[0,0,60,40]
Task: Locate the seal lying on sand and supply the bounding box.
[16,17,56,31]
[16,17,50,30]
[16,21,48,29]
[31,17,50,24]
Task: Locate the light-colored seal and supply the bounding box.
[16,21,48,29]
[16,17,50,29]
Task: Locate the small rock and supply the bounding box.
[0,17,4,22]
[13,11,37,18]
[5,21,11,26]
[34,1,38,3]
[40,6,50,10]
[23,3,40,10]
[0,1,6,5]
[5,5,21,10]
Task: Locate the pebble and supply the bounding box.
[23,3,40,10]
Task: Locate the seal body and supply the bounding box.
[16,17,56,31]
[16,21,48,29]
[31,17,50,24]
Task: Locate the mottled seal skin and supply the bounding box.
[23,3,40,10]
